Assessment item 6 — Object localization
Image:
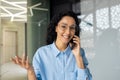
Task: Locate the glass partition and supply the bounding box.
[79,0,120,80]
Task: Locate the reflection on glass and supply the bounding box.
[79,1,120,80]
[111,4,120,29]
[96,8,109,29]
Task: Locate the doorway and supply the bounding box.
[2,30,18,63]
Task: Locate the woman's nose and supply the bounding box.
[65,28,71,34]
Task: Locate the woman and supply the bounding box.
[11,11,92,80]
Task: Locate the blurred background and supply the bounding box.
[0,0,120,80]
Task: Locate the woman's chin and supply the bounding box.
[61,37,71,44]
[62,40,70,44]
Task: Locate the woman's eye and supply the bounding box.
[61,25,66,28]
[70,26,75,30]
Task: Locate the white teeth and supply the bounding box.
[63,35,69,39]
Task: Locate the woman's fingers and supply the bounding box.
[11,57,17,64]
[73,36,80,45]
[15,56,20,64]
[11,56,21,65]
[22,54,26,67]
[26,56,30,69]
[17,56,22,60]
[73,35,80,42]
[11,54,31,70]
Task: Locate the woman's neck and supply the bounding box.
[55,41,68,51]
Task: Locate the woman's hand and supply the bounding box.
[71,35,81,57]
[11,54,31,70]
[71,35,84,69]
[11,54,37,80]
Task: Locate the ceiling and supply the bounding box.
[0,0,48,22]
[0,0,27,22]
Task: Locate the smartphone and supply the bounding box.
[70,35,80,49]
[70,26,79,49]
[70,38,76,50]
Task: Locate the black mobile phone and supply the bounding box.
[70,26,79,49]
[70,37,76,49]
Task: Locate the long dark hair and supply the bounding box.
[46,11,81,45]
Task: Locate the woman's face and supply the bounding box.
[55,16,76,45]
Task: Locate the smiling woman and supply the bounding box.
[11,11,92,80]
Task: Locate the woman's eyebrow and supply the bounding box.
[60,23,68,25]
[60,22,76,26]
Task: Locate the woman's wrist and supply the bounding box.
[73,51,81,58]
[75,55,85,69]
[27,66,37,80]
[27,66,34,74]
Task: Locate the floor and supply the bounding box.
[1,62,27,80]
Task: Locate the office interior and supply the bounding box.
[0,0,120,80]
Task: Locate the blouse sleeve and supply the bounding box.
[32,49,42,80]
[77,48,92,80]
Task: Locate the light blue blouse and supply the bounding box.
[33,42,92,80]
